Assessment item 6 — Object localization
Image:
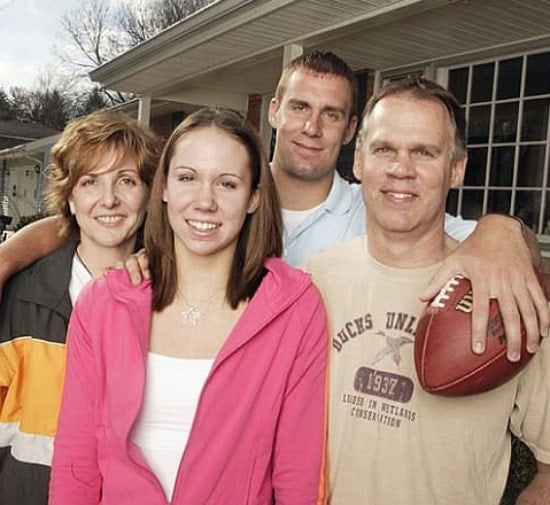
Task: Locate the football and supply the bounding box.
[415,272,546,396]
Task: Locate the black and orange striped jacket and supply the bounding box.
[0,241,76,505]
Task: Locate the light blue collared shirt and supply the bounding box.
[283,172,476,266]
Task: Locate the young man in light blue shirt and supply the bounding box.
[268,51,548,358]
[280,168,473,267]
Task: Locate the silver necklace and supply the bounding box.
[180,290,223,326]
[75,247,94,278]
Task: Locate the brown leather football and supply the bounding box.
[415,272,546,396]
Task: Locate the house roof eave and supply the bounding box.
[90,0,259,88]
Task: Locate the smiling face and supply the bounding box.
[354,93,466,241]
[269,68,357,184]
[162,126,259,262]
[68,148,149,253]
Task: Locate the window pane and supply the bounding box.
[471,63,494,103]
[462,189,484,219]
[493,102,518,143]
[450,51,550,235]
[517,145,545,187]
[468,105,491,144]
[487,190,512,214]
[497,57,522,100]
[446,189,459,215]
[514,190,541,230]
[449,67,468,105]
[490,146,515,186]
[525,52,550,96]
[521,98,550,141]
[464,147,487,186]
[543,194,550,233]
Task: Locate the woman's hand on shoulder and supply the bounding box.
[114,249,151,285]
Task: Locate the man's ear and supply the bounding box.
[268,98,280,129]
[352,145,364,182]
[343,114,359,145]
[450,155,467,188]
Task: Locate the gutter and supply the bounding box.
[0,134,61,162]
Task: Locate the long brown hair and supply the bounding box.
[145,108,283,311]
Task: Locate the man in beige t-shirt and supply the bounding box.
[303,76,550,504]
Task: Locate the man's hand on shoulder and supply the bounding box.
[114,249,151,285]
[421,214,549,361]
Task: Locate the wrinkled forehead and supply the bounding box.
[361,94,455,145]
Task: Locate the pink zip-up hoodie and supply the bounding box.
[49,258,328,504]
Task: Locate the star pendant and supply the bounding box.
[181,304,201,325]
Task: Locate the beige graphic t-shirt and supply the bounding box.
[303,236,550,505]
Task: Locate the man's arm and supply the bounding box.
[0,216,69,298]
[422,214,549,361]
[516,462,550,504]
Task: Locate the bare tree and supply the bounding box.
[117,0,214,46]
[36,66,80,96]
[54,0,129,104]
[13,86,69,130]
[4,66,107,129]
[57,0,126,72]
[0,89,16,120]
[54,0,216,106]
[75,86,109,116]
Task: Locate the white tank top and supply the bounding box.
[68,253,93,305]
[131,353,213,501]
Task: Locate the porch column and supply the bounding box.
[259,93,274,158]
[36,150,50,213]
[138,96,152,126]
[282,43,303,66]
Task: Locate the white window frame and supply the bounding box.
[376,49,550,237]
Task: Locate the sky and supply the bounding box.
[0,0,85,90]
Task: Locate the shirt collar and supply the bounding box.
[324,171,355,215]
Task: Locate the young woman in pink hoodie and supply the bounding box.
[50,108,329,505]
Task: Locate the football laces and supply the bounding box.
[430,275,464,308]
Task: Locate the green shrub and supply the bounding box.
[501,435,537,504]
